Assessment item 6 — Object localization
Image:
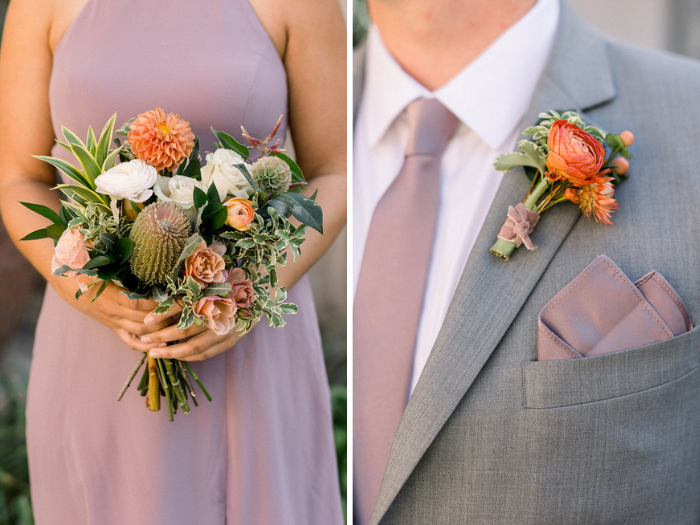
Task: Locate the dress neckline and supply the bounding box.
[53,0,285,70]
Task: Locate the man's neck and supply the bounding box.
[369,0,538,91]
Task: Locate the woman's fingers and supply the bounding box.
[116,329,166,353]
[150,330,237,361]
[143,302,184,327]
[140,321,206,345]
[116,317,172,337]
[115,291,159,311]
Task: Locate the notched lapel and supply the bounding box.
[372,5,617,524]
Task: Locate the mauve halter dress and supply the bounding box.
[25,1,343,523]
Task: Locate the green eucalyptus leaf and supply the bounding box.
[206,181,221,207]
[210,127,249,158]
[100,233,116,249]
[180,137,201,180]
[20,228,49,241]
[83,255,112,269]
[46,222,67,240]
[234,163,264,193]
[266,196,291,218]
[193,186,208,210]
[115,237,133,264]
[96,265,121,281]
[91,280,109,302]
[285,192,323,234]
[20,202,62,224]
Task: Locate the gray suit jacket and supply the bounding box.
[355,4,700,524]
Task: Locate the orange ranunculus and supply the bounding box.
[128,108,195,173]
[565,176,619,225]
[545,120,606,187]
[223,198,255,231]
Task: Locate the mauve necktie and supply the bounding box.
[354,98,459,524]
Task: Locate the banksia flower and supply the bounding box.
[130,202,191,285]
[565,176,619,225]
[128,108,195,172]
[251,156,292,195]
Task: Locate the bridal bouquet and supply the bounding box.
[22,109,322,420]
[490,110,633,261]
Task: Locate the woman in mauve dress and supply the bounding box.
[0,0,347,523]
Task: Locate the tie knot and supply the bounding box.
[405,98,460,156]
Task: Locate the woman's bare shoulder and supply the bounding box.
[45,0,92,54]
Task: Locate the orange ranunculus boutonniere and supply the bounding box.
[491,110,633,261]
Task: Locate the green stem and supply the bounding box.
[116,353,146,402]
[137,363,149,393]
[184,362,212,402]
[163,359,190,413]
[178,361,198,407]
[146,356,160,412]
[490,238,516,261]
[523,176,550,211]
[156,358,174,422]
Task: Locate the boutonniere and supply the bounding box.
[490,110,633,261]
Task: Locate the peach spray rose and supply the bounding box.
[184,240,227,287]
[51,228,98,292]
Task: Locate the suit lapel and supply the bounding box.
[371,4,616,523]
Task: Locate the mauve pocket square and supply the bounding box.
[538,255,692,361]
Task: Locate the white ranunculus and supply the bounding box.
[95,159,159,203]
[153,175,206,219]
[200,148,253,202]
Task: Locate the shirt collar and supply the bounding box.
[363,0,560,151]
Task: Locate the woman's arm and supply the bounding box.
[0,0,173,352]
[146,0,347,360]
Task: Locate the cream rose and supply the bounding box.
[153,175,205,219]
[95,159,159,202]
[200,149,253,202]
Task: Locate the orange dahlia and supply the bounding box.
[128,108,195,173]
[565,176,619,225]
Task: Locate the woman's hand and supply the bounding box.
[139,320,255,362]
[52,277,178,353]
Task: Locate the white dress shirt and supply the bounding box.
[353,0,560,394]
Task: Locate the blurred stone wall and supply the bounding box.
[567,0,700,58]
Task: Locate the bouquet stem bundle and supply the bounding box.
[117,354,211,421]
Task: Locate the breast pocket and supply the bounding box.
[522,324,700,409]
